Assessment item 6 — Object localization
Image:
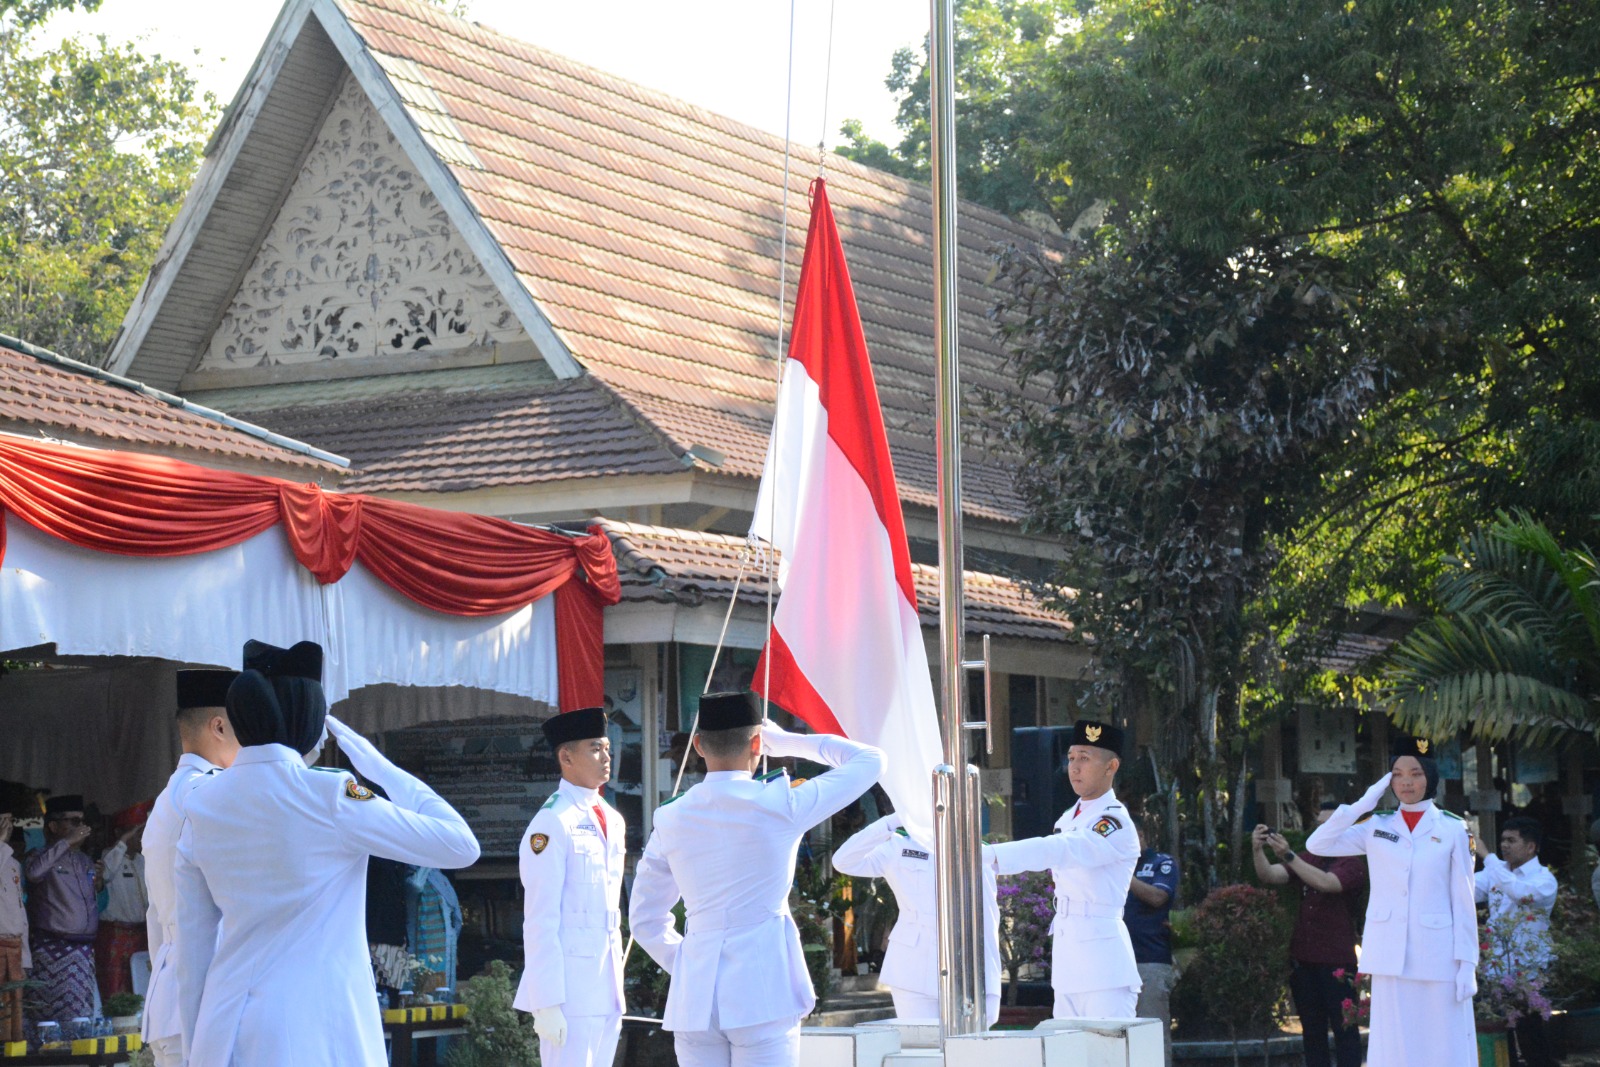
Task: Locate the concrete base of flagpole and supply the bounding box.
[797,1015,1165,1066]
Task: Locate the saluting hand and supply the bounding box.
[1357,771,1394,812]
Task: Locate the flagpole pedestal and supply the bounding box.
[797,1018,1164,1066]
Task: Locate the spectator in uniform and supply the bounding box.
[0,813,28,1045]
[25,795,100,1023]
[1476,816,1559,1067]
[1308,736,1478,1067]
[1254,803,1366,1067]
[1123,799,1178,1066]
[95,802,151,999]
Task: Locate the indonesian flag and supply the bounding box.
[751,178,942,840]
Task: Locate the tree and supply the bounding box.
[1384,513,1600,745]
[0,0,215,365]
[990,221,1388,882]
[835,0,1082,225]
[1037,0,1600,605]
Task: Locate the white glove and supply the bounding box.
[325,716,391,780]
[532,1005,568,1047]
[1455,960,1477,1002]
[1357,771,1394,812]
[759,720,805,758]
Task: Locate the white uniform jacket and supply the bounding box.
[1307,800,1477,981]
[1475,854,1557,975]
[832,814,1002,1020]
[175,740,480,1067]
[142,753,218,1048]
[513,778,626,1017]
[988,789,1141,996]
[629,728,884,1032]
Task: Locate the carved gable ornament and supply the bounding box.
[199,73,527,373]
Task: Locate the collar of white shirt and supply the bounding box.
[232,743,306,766]
[703,771,754,784]
[176,752,219,774]
[558,778,603,807]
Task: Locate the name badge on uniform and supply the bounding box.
[902,848,930,861]
[571,824,599,837]
[1373,829,1400,843]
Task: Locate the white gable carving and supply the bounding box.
[199,72,526,372]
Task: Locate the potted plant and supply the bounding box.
[103,991,143,1034]
[1169,883,1292,1063]
[1474,901,1554,1066]
[1542,886,1600,1052]
[443,960,533,1067]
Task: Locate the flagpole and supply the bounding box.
[929,0,986,1040]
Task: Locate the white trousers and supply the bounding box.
[540,1013,621,1067]
[147,1036,183,1067]
[1054,985,1138,1019]
[1367,975,1475,1067]
[673,1013,802,1067]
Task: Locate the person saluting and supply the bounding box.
[1306,736,1478,1067]
[174,639,480,1067]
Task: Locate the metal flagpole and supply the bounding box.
[929,0,987,1041]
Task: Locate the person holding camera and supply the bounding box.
[1254,804,1366,1067]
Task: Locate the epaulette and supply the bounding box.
[657,792,685,808]
[894,827,909,838]
[1439,808,1465,822]
[757,769,788,784]
[541,793,561,811]
[308,766,343,774]
[1354,809,1394,824]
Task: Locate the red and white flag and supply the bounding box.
[751,178,942,839]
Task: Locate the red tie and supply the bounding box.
[1074,803,1082,819]
[592,804,608,839]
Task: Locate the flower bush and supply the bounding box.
[1548,886,1600,1008]
[1476,900,1554,1028]
[997,869,1054,1003]
[1170,883,1291,1040]
[1334,968,1369,1028]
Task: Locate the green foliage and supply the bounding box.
[789,858,837,1003]
[995,869,1053,998]
[835,0,1082,223]
[1548,885,1600,1008]
[101,991,143,1017]
[0,2,215,364]
[1384,512,1600,743]
[1171,884,1291,1039]
[622,904,676,1019]
[1042,0,1600,606]
[444,959,538,1067]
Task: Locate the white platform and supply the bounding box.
[797,1014,1163,1067]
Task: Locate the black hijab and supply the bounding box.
[226,640,328,754]
[1390,735,1441,801]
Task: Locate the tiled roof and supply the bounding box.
[229,377,685,492]
[0,340,344,476]
[329,0,1036,519]
[599,518,1075,644]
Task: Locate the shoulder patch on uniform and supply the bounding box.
[541,793,560,810]
[790,777,808,787]
[1091,814,1123,837]
[343,779,376,802]
[530,833,550,855]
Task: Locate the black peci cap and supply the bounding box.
[44,795,84,816]
[242,639,323,682]
[177,669,239,711]
[1070,718,1125,756]
[542,707,609,748]
[697,691,761,731]
[1391,735,1439,761]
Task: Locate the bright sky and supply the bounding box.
[46,0,927,150]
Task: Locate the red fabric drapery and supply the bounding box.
[0,437,619,711]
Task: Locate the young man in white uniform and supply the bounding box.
[987,719,1142,1019]
[1307,737,1478,1067]
[142,669,239,1067]
[514,707,626,1067]
[630,692,885,1067]
[832,810,1002,1024]
[175,640,481,1067]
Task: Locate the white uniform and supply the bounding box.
[99,842,148,923]
[175,735,480,1067]
[832,814,1002,1024]
[1307,799,1478,1067]
[1475,853,1558,977]
[988,789,1141,1018]
[141,754,218,1067]
[513,779,626,1067]
[630,726,884,1067]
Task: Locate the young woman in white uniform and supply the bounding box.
[1307,737,1478,1067]
[174,640,481,1067]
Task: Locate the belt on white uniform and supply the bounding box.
[686,903,788,934]
[560,907,621,932]
[1055,899,1121,919]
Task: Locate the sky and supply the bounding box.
[45,0,929,150]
